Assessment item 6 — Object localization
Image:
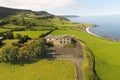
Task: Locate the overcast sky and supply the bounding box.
[0,0,120,16]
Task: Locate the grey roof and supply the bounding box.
[45,35,71,39]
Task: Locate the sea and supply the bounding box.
[66,15,120,40]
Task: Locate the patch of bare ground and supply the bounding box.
[47,42,83,80]
[47,42,83,58]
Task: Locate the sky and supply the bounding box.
[0,0,120,16]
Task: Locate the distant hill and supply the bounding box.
[0,6,52,18]
[59,15,80,18]
[0,6,33,18]
[35,11,53,16]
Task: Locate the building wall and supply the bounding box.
[46,38,71,46]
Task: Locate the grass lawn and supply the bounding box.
[14,31,50,38]
[51,30,120,80]
[0,60,77,80]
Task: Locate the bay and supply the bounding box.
[67,15,120,40]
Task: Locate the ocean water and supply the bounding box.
[67,15,120,40]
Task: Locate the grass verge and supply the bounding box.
[80,41,99,80]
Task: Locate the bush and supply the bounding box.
[15,33,22,39]
[4,31,14,39]
[18,35,31,43]
[0,46,19,63]
[0,39,47,64]
[12,42,23,47]
[18,38,47,62]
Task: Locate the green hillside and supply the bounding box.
[1,6,120,80]
[51,30,120,80]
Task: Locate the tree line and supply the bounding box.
[0,38,47,64]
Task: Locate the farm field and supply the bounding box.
[0,60,77,80]
[0,28,10,32]
[50,30,120,80]
[2,39,18,47]
[0,6,120,80]
[3,24,26,29]
[14,31,50,38]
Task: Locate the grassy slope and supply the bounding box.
[1,9,119,80]
[0,60,77,80]
[0,9,79,80]
[50,30,120,80]
[14,31,50,38]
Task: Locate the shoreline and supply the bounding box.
[86,27,119,41]
[86,27,102,38]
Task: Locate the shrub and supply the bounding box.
[0,38,47,64]
[12,42,23,47]
[0,46,19,63]
[18,38,47,62]
[4,31,14,39]
[15,33,22,39]
[18,35,31,43]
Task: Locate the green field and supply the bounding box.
[0,60,77,80]
[84,24,95,28]
[0,28,10,33]
[14,31,50,38]
[3,24,26,29]
[1,8,120,80]
[2,39,18,46]
[50,30,120,80]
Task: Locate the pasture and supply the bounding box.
[3,24,26,29]
[2,39,18,46]
[0,28,10,33]
[0,60,77,80]
[14,31,50,38]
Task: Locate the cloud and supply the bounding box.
[0,0,75,10]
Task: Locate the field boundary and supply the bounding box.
[79,40,100,80]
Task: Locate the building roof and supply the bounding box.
[45,35,71,39]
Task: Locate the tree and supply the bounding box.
[18,38,47,62]
[39,34,45,38]
[38,38,47,58]
[18,47,30,62]
[18,35,31,43]
[0,46,19,63]
[0,38,47,63]
[15,33,22,39]
[4,31,14,39]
